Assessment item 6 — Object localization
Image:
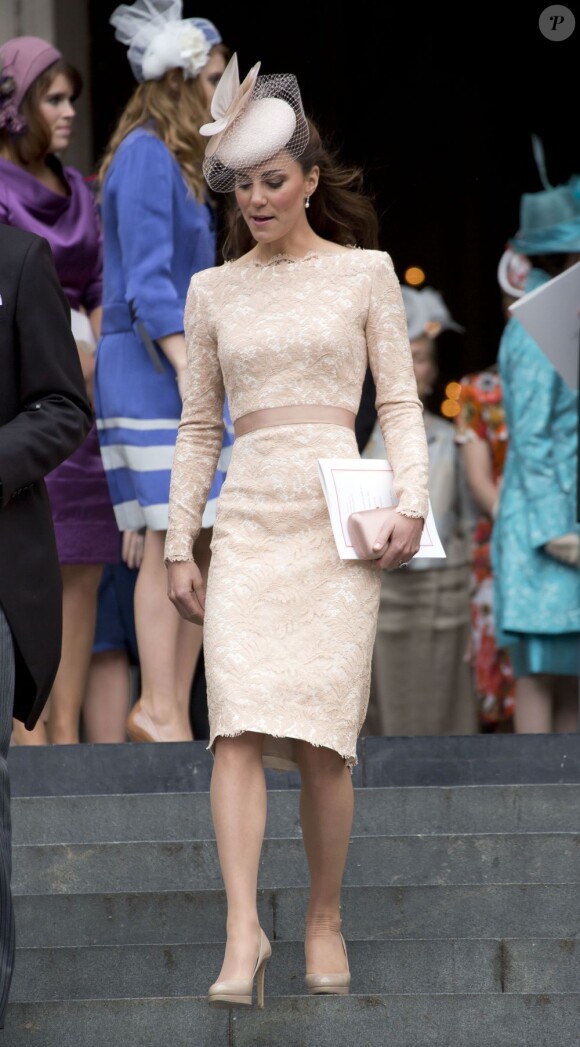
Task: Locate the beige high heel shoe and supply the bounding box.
[208,928,272,1009]
[305,931,351,995]
[126,701,192,743]
[125,701,161,743]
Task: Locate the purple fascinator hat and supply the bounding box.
[0,36,62,134]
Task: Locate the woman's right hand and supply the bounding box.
[166,559,206,624]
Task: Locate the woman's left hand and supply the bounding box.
[166,559,206,624]
[370,508,424,571]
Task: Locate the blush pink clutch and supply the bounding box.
[347,508,389,560]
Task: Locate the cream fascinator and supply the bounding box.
[200,52,309,193]
[110,0,221,83]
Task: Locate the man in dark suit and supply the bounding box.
[0,225,92,1025]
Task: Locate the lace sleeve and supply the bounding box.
[365,253,429,518]
[164,275,225,561]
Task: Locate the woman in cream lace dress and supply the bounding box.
[165,55,429,1008]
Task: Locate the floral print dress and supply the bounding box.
[455,367,515,727]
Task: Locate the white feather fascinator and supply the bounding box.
[110,0,221,83]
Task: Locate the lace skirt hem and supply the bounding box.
[207,727,358,773]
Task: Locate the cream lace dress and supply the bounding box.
[165,248,429,770]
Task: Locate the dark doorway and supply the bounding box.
[88,2,580,392]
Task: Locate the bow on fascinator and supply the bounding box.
[200,53,261,158]
[0,60,26,134]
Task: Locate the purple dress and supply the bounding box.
[0,156,119,564]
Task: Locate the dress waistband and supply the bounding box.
[233,405,356,438]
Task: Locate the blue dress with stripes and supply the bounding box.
[94,127,233,533]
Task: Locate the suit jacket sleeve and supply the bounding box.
[0,234,93,505]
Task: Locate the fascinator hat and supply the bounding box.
[200,52,309,193]
[110,0,221,83]
[0,36,62,134]
[401,286,465,342]
[509,135,580,256]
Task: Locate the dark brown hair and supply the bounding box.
[528,251,580,278]
[222,117,380,260]
[0,58,82,166]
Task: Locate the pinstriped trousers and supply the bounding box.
[0,605,15,1028]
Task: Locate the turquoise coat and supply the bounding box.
[491,268,580,648]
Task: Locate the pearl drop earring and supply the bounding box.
[305,195,310,209]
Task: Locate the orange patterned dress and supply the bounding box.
[456,367,515,727]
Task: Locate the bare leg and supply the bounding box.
[47,564,103,744]
[83,649,133,743]
[513,674,554,733]
[11,717,48,746]
[295,741,353,974]
[553,675,578,733]
[132,529,195,740]
[210,732,266,981]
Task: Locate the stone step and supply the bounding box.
[12,882,580,949]
[7,936,580,1002]
[8,732,580,796]
[12,831,579,895]
[1,993,579,1047]
[12,782,580,845]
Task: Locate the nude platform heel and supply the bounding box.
[305,932,351,995]
[208,928,272,1008]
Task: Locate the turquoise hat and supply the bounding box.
[509,136,580,255]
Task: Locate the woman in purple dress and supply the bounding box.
[0,36,119,745]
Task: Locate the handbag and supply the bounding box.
[347,507,391,560]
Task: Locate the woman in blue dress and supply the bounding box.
[94,0,232,742]
[491,164,580,733]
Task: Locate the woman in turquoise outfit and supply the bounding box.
[491,167,580,733]
[95,1,232,742]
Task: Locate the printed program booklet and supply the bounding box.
[317,457,446,561]
[508,260,580,390]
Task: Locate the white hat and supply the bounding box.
[401,286,465,342]
[110,0,221,83]
[496,247,531,298]
[200,52,309,193]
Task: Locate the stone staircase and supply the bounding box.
[1,734,579,1046]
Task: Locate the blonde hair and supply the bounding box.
[97,44,228,203]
